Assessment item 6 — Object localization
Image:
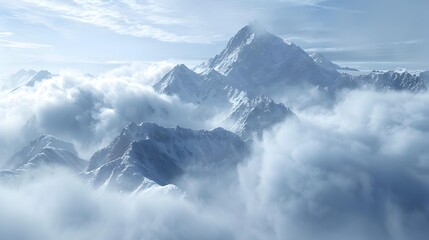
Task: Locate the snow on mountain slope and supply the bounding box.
[9,70,53,92]
[0,169,21,186]
[155,64,294,139]
[309,52,358,71]
[3,134,79,169]
[0,69,36,91]
[25,70,52,87]
[154,64,203,103]
[196,23,340,95]
[1,135,87,185]
[85,122,248,191]
[355,70,426,92]
[227,95,293,138]
[196,23,424,95]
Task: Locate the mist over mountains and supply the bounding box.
[1,23,428,240]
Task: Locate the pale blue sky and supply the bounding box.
[0,0,428,74]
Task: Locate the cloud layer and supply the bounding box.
[239,90,429,239]
[0,62,211,160]
[2,83,429,239]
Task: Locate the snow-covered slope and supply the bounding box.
[155,64,294,139]
[4,134,79,169]
[85,122,248,191]
[226,95,292,138]
[1,69,36,90]
[354,70,426,92]
[196,23,424,95]
[155,64,202,103]
[9,70,53,92]
[25,70,52,87]
[310,52,358,71]
[196,23,339,95]
[1,135,87,185]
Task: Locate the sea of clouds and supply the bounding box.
[1,63,429,240]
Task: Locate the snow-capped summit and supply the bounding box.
[86,122,248,191]
[10,69,37,83]
[227,95,293,138]
[25,70,52,87]
[196,23,339,95]
[1,69,36,90]
[1,135,86,185]
[8,70,53,92]
[4,134,79,169]
[194,23,423,95]
[154,64,202,102]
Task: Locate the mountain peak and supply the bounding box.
[27,134,77,156]
[226,23,275,51]
[242,21,269,36]
[201,23,338,93]
[26,70,52,87]
[11,69,37,78]
[154,64,201,102]
[172,64,190,71]
[3,134,81,170]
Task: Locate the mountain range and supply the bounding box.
[85,122,248,191]
[1,23,427,191]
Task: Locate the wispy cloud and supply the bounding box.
[0,32,14,37]
[281,35,332,44]
[0,30,51,49]
[390,39,422,45]
[305,39,424,53]
[13,0,222,43]
[278,0,362,13]
[278,0,328,6]
[0,39,51,49]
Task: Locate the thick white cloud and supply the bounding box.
[0,171,235,240]
[0,62,210,160]
[2,85,429,239]
[239,90,429,239]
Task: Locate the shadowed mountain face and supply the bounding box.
[421,71,429,85]
[86,122,249,191]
